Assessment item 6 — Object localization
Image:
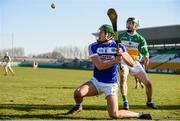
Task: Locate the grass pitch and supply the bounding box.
[0,67,179,120]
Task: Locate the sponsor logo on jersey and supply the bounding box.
[97,47,117,54]
[121,40,139,50]
[97,47,116,61]
[100,55,115,60]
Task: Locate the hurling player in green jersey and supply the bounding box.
[118,17,157,110]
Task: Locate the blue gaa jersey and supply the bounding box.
[88,40,126,83]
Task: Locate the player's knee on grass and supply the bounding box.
[109,111,121,119]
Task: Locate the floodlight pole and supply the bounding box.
[12,32,14,58]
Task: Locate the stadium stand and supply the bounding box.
[119,25,180,73]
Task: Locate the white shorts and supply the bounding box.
[90,77,118,97]
[121,60,145,75]
[4,62,11,67]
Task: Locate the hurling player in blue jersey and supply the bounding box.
[67,24,152,119]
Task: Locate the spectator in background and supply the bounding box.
[2,52,15,76]
[33,61,38,69]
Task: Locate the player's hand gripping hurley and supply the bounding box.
[107,8,121,69]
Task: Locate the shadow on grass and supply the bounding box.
[0,104,106,111]
[0,104,179,120]
[21,86,76,89]
[0,104,108,120]
[0,114,109,120]
[128,104,180,110]
[0,103,179,111]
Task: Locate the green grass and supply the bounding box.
[0,67,179,120]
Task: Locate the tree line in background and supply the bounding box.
[0,47,25,57]
[0,46,89,59]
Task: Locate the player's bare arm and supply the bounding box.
[91,55,120,70]
[117,48,134,67]
[143,55,149,66]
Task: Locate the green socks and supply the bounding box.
[122,96,128,102]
